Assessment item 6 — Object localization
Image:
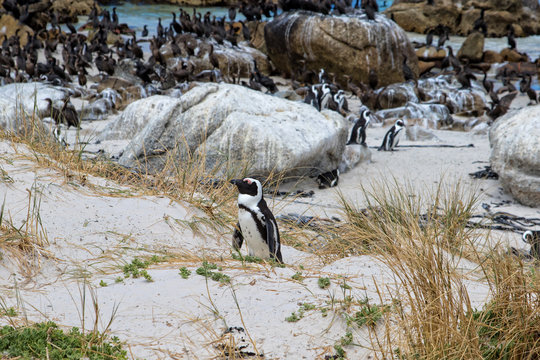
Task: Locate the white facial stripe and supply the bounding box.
[238,178,263,210]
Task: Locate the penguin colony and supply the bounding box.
[0,1,536,261]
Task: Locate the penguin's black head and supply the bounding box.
[230,178,259,196]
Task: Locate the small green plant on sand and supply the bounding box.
[99,280,108,287]
[346,303,385,328]
[285,303,316,322]
[179,267,191,279]
[0,321,126,359]
[196,261,230,283]
[291,272,303,281]
[1,307,17,317]
[122,257,162,282]
[318,277,331,289]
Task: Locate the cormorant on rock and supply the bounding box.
[437,26,449,49]
[507,25,516,50]
[456,66,476,89]
[425,29,435,47]
[473,8,487,36]
[486,91,516,120]
[368,69,378,90]
[402,57,415,82]
[228,6,236,21]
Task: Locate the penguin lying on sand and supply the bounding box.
[316,169,339,189]
[378,119,405,151]
[230,178,283,262]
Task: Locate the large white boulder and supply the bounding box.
[0,82,67,133]
[489,105,540,207]
[99,83,348,178]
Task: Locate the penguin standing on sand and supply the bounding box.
[347,109,371,145]
[230,178,283,262]
[523,230,540,259]
[378,119,405,151]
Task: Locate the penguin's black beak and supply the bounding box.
[230,179,241,186]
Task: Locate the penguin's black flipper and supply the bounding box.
[265,217,277,258]
[232,223,244,251]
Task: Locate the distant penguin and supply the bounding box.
[304,85,321,111]
[378,119,405,151]
[319,68,330,83]
[347,109,371,145]
[316,169,339,189]
[523,230,540,259]
[319,83,333,110]
[334,89,349,114]
[142,25,148,37]
[230,178,283,262]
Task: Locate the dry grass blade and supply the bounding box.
[0,186,51,278]
[337,178,485,359]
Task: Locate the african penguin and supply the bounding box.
[230,178,283,262]
[319,84,333,110]
[334,90,349,114]
[523,230,540,259]
[304,85,321,111]
[378,119,405,151]
[319,68,330,84]
[347,109,371,145]
[316,169,339,189]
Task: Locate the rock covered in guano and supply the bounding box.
[264,10,418,86]
[0,82,68,133]
[99,83,348,178]
[489,105,540,207]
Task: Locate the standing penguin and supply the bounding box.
[319,83,333,110]
[347,109,371,145]
[304,85,321,111]
[230,178,283,262]
[378,119,405,151]
[523,230,540,259]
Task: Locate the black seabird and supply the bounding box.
[230,178,283,262]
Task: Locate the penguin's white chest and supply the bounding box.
[238,208,270,258]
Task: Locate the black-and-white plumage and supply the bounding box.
[304,85,321,111]
[333,89,349,114]
[378,119,405,151]
[231,178,283,262]
[347,109,371,145]
[316,169,339,189]
[319,68,330,83]
[319,83,333,110]
[523,230,540,259]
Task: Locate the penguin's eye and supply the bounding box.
[244,179,252,184]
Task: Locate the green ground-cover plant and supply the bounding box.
[0,321,126,359]
[196,261,230,283]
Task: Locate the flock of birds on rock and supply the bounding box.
[0,0,538,263]
[0,0,538,176]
